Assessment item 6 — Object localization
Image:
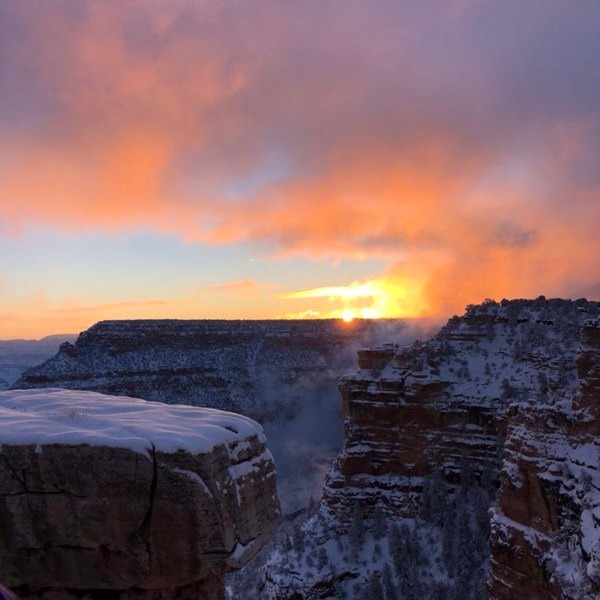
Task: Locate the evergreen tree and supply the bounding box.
[373,504,387,540]
[366,573,384,600]
[419,469,447,526]
[389,522,404,577]
[373,542,382,560]
[317,547,328,570]
[349,501,365,559]
[382,562,396,600]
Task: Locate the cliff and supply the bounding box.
[0,389,280,599]
[0,335,77,390]
[261,298,600,599]
[489,318,600,598]
[12,319,403,421]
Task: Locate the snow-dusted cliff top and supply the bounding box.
[0,388,266,457]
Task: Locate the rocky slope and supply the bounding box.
[13,319,403,421]
[0,335,77,389]
[489,318,600,599]
[0,389,280,599]
[261,298,600,599]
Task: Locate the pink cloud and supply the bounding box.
[0,0,598,320]
[204,279,278,299]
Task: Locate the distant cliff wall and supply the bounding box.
[0,335,76,389]
[13,319,405,421]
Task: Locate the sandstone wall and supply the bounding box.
[0,390,281,599]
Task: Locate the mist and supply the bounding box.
[260,318,431,513]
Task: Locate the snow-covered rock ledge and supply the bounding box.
[0,389,281,600]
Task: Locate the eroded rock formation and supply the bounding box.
[324,299,598,520]
[0,335,76,390]
[12,320,403,420]
[489,318,600,599]
[263,298,600,599]
[0,389,280,599]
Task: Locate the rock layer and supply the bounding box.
[0,389,280,599]
[12,319,403,420]
[325,299,599,519]
[489,318,600,599]
[0,335,76,390]
[264,298,600,599]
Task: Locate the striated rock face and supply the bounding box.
[12,320,403,420]
[324,299,599,519]
[0,335,76,390]
[263,297,600,599]
[489,318,600,599]
[0,389,280,599]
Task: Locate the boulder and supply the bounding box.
[0,389,280,599]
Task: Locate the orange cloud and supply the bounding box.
[204,279,277,299]
[0,0,598,327]
[49,299,170,314]
[0,295,172,339]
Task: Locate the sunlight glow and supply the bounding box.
[342,310,355,323]
[281,274,430,320]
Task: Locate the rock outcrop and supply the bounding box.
[0,335,76,390]
[489,318,600,599]
[12,320,404,420]
[262,298,600,599]
[324,298,597,520]
[0,389,280,599]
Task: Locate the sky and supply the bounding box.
[1,0,599,338]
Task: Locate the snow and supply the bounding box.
[229,539,257,562]
[0,388,266,458]
[229,455,265,479]
[171,468,213,496]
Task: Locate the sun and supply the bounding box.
[342,310,355,323]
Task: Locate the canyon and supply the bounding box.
[261,298,600,599]
[0,335,76,390]
[13,319,405,422]
[6,300,600,598]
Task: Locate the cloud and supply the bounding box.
[0,0,598,318]
[204,279,277,299]
[49,299,170,314]
[0,294,174,338]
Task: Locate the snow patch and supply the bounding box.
[0,388,266,458]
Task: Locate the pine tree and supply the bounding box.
[364,573,384,600]
[373,504,387,540]
[373,542,382,560]
[419,469,447,526]
[349,501,365,559]
[292,529,303,553]
[389,522,404,576]
[317,547,328,570]
[382,562,396,600]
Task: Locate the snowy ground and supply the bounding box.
[228,467,494,599]
[0,388,267,457]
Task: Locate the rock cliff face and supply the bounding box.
[0,335,76,390]
[324,298,595,520]
[13,320,402,421]
[489,318,600,599]
[263,298,600,599]
[0,389,280,599]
